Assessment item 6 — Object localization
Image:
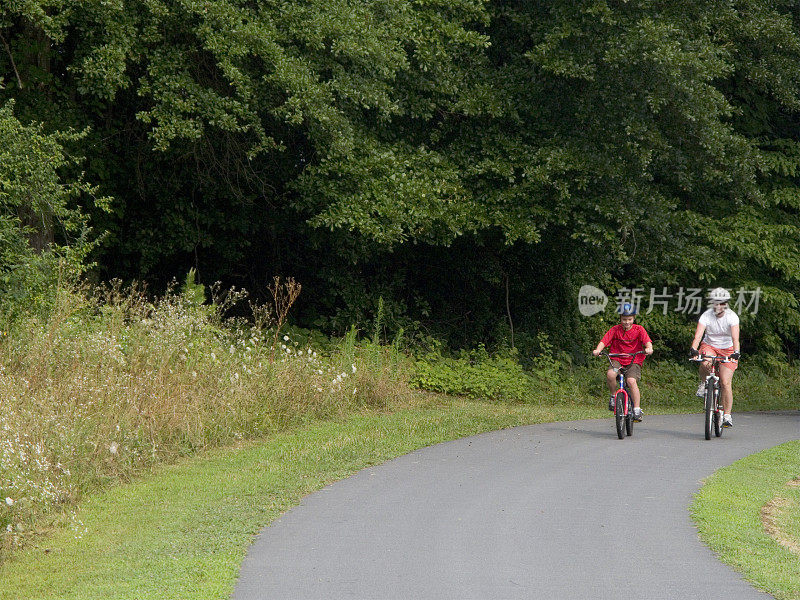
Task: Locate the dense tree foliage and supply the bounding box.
[1,0,799,361]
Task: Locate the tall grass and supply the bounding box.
[0,283,411,559]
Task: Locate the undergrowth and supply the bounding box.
[0,281,409,559]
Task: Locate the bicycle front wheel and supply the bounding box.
[704,387,713,440]
[615,392,625,440]
[714,395,723,437]
[625,397,633,437]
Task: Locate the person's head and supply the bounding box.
[708,287,731,316]
[619,303,636,330]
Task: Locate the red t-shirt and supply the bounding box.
[600,324,651,365]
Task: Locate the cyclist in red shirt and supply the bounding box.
[592,303,654,421]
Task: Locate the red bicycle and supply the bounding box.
[601,351,646,439]
[690,354,737,440]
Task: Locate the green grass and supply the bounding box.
[0,397,603,600]
[0,343,800,600]
[691,441,800,600]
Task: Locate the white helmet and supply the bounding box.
[708,287,731,303]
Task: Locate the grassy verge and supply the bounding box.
[0,396,605,600]
[691,441,800,600]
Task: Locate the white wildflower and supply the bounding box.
[192,371,197,378]
[4,497,13,506]
[6,524,11,532]
[352,364,357,373]
[109,442,119,455]
[283,335,289,341]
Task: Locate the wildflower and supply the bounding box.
[211,352,217,360]
[192,371,198,378]
[283,335,289,341]
[5,524,11,532]
[5,497,13,506]
[109,442,119,455]
[352,364,357,373]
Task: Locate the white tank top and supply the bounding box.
[699,308,739,348]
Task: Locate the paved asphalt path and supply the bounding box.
[233,411,799,600]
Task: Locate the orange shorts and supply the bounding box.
[699,343,738,371]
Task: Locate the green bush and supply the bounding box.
[411,346,543,402]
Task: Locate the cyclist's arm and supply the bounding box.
[690,322,705,352]
[644,341,653,355]
[593,328,615,356]
[731,324,740,353]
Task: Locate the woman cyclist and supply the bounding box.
[592,303,654,422]
[690,287,741,428]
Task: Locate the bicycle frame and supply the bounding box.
[690,353,736,439]
[601,351,646,439]
[604,352,646,415]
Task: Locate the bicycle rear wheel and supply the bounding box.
[704,386,713,440]
[615,392,625,440]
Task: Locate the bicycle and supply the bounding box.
[690,353,737,440]
[600,351,646,440]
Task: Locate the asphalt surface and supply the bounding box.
[233,411,800,600]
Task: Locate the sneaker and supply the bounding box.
[608,395,615,412]
[696,382,706,397]
[723,415,733,428]
[633,408,643,422]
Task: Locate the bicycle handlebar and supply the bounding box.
[689,354,738,363]
[606,351,647,358]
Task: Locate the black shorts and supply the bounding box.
[610,361,642,381]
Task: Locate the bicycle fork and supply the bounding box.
[705,373,719,400]
[615,374,629,416]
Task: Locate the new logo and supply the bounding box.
[578,285,608,317]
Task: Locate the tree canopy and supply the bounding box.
[1,0,799,360]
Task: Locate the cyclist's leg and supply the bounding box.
[698,343,716,380]
[606,362,623,393]
[625,364,642,409]
[626,377,640,408]
[718,364,734,414]
[606,368,617,393]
